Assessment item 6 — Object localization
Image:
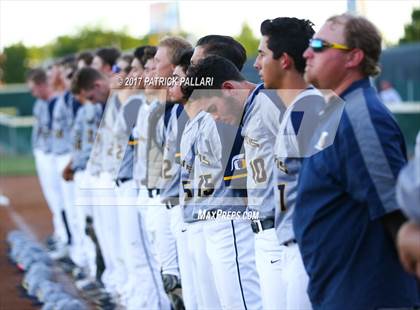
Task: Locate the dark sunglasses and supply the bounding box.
[309,38,351,53]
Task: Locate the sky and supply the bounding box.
[0,0,418,51]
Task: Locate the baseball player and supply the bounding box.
[51,57,86,266]
[95,91,126,295]
[179,35,257,310]
[131,41,190,310]
[71,66,124,295]
[160,49,196,310]
[68,68,108,286]
[296,14,419,308]
[92,47,121,78]
[191,27,288,306]
[190,35,247,70]
[112,86,172,309]
[241,72,284,310]
[131,47,173,309]
[180,56,262,310]
[99,54,136,298]
[133,72,166,254]
[178,90,222,310]
[65,92,102,282]
[27,69,68,253]
[152,37,193,309]
[149,38,188,280]
[250,17,316,309]
[76,51,93,69]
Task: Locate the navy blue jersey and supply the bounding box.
[294,78,419,309]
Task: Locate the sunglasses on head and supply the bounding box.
[309,38,351,53]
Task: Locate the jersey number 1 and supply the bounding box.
[277,183,287,212]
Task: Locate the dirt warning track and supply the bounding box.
[0,176,53,309]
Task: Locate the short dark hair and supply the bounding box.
[196,35,247,71]
[95,47,121,67]
[134,45,157,67]
[174,49,193,73]
[26,68,47,85]
[77,51,94,66]
[119,54,134,74]
[59,54,77,79]
[260,17,315,73]
[71,67,105,94]
[183,55,245,100]
[59,54,76,66]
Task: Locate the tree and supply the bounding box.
[399,8,420,44]
[1,43,28,83]
[47,25,163,58]
[50,26,148,58]
[27,45,51,67]
[0,25,191,84]
[235,22,259,57]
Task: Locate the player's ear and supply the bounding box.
[280,53,292,70]
[222,81,234,90]
[345,48,364,69]
[221,81,235,97]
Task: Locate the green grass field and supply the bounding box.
[0,155,36,176]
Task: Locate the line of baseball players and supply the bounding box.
[27,13,419,310]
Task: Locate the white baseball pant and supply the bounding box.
[186,221,222,310]
[202,219,263,310]
[116,180,171,310]
[274,242,312,310]
[73,170,97,276]
[55,153,84,266]
[168,205,197,310]
[33,149,68,245]
[137,187,178,277]
[254,228,286,310]
[93,172,126,294]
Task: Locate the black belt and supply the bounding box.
[251,218,275,234]
[165,201,176,210]
[282,239,297,247]
[115,178,131,186]
[148,188,160,198]
[165,197,179,210]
